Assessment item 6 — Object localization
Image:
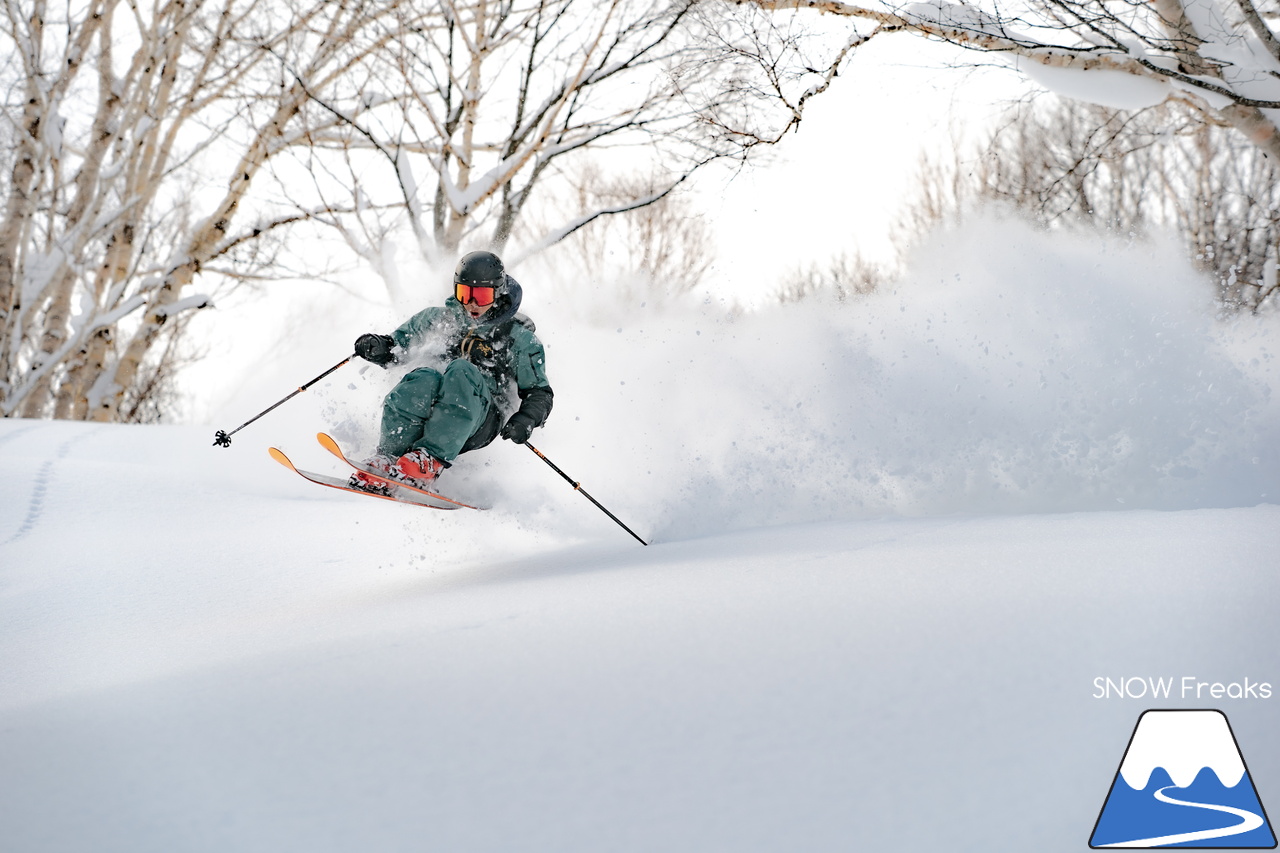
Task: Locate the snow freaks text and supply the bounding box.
[1093,677,1273,700]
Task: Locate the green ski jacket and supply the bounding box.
[389,279,553,430]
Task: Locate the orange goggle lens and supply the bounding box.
[455,283,496,306]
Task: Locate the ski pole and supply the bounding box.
[213,355,353,447]
[523,442,648,546]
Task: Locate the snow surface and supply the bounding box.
[2,215,1279,851]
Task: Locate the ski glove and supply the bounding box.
[500,412,536,444]
[354,333,397,366]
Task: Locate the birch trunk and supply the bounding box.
[0,0,396,422]
[95,86,307,421]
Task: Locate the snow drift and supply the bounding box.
[532,215,1279,538]
[199,214,1278,543]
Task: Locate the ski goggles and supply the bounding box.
[455,282,498,306]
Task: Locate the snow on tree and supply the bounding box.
[0,0,840,422]
[0,0,422,422]
[731,0,1280,161]
[283,0,845,297]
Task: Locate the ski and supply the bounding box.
[268,446,475,511]
[314,432,488,511]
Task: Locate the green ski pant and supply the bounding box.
[378,360,493,462]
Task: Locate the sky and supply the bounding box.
[699,34,1030,302]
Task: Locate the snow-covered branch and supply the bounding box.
[732,0,1280,159]
[0,0,406,422]
[283,0,848,293]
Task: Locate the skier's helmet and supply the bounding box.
[454,251,505,288]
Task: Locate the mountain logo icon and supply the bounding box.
[1090,709,1276,848]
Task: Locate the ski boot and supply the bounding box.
[392,448,444,491]
[348,453,396,495]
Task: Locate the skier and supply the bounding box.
[348,250,553,493]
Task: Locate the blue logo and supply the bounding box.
[1091,710,1276,848]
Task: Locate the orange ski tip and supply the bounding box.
[316,432,344,458]
[268,447,295,470]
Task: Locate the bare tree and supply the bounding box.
[0,0,442,421]
[2,0,854,424]
[775,250,885,302]
[283,0,855,294]
[898,95,1280,309]
[731,0,1280,309]
[532,162,713,299]
[731,0,1280,162]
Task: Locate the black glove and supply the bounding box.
[354,333,397,366]
[500,412,535,444]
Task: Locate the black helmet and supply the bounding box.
[454,251,505,286]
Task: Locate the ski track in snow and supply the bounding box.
[2,429,94,546]
[0,421,43,449]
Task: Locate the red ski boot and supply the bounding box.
[393,448,444,491]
